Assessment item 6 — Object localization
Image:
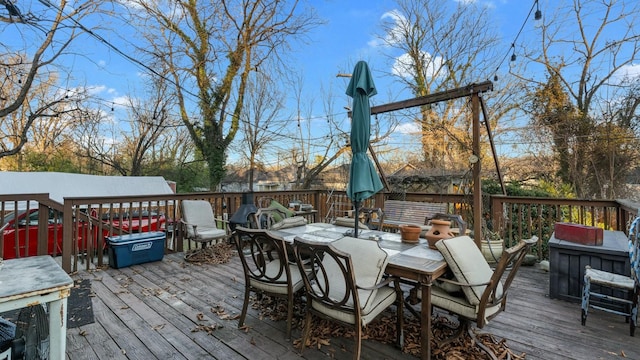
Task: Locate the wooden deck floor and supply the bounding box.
[65,252,639,360]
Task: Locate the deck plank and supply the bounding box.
[58,252,640,359]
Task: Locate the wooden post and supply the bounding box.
[472,93,482,249]
[367,81,494,247]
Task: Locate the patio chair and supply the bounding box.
[581,217,640,336]
[253,207,307,230]
[292,236,403,360]
[180,200,229,260]
[417,235,536,358]
[358,207,385,230]
[233,226,305,340]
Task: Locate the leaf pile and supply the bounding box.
[185,242,235,264]
[250,295,526,359]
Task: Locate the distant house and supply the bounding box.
[221,165,299,192]
[220,161,473,195]
[314,163,350,191]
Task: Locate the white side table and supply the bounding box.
[0,256,73,359]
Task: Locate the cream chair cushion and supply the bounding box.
[313,236,393,325]
[435,236,503,305]
[250,261,305,294]
[311,285,396,325]
[181,200,227,240]
[431,286,502,320]
[585,267,635,289]
[270,216,308,230]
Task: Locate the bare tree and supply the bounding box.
[0,0,103,161]
[128,0,322,190]
[377,0,505,170]
[237,71,288,191]
[290,75,396,190]
[524,0,640,198]
[117,80,176,176]
[72,107,118,174]
[73,79,177,176]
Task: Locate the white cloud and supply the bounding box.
[116,0,185,19]
[391,52,445,80]
[395,122,421,135]
[616,63,640,81]
[86,85,107,95]
[116,0,145,11]
[374,10,408,48]
[373,9,445,80]
[76,85,117,97]
[111,95,131,108]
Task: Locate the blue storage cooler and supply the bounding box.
[107,231,166,268]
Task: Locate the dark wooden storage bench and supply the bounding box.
[549,230,630,303]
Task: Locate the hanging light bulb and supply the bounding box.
[535,0,542,20]
[493,74,498,82]
[511,53,517,62]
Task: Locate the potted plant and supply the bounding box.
[481,227,504,265]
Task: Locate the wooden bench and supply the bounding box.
[375,200,448,231]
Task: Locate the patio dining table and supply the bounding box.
[269,222,448,360]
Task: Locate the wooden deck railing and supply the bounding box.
[490,196,639,260]
[2,190,639,272]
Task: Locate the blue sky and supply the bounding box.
[5,0,638,166]
[58,0,541,114]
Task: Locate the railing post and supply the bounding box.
[314,190,321,221]
[491,195,503,236]
[62,200,73,273]
[37,203,49,256]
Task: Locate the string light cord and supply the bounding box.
[491,0,540,81]
[34,0,208,102]
[17,0,359,144]
[4,2,406,155]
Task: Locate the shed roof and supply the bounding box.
[0,171,174,205]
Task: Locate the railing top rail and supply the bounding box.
[490,195,619,207]
[0,193,50,200]
[616,199,640,216]
[0,193,63,211]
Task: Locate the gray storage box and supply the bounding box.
[549,229,630,303]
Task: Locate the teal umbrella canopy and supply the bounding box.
[345,60,383,205]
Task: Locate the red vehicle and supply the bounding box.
[1,208,166,259]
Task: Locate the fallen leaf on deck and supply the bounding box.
[247,294,528,359]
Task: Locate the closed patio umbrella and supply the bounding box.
[345,61,383,238]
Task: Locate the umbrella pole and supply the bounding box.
[353,200,360,238]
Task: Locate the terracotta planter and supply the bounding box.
[425,219,454,249]
[399,224,421,243]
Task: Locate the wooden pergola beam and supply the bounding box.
[370,80,493,115]
[370,80,494,249]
